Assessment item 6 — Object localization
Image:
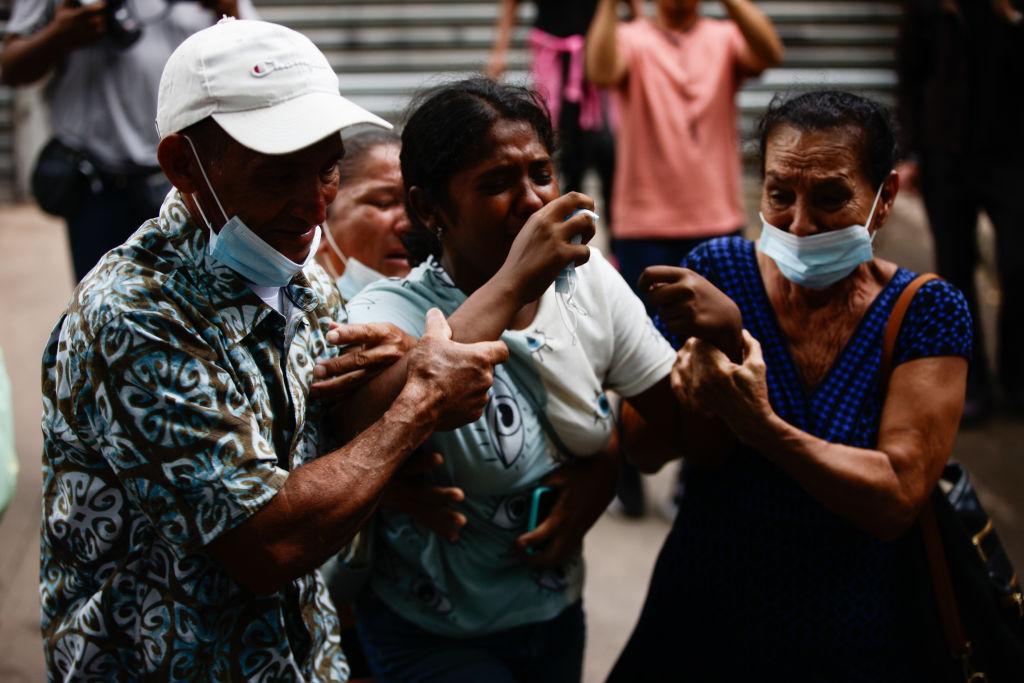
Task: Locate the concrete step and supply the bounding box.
[0,1,905,200]
[323,43,894,74]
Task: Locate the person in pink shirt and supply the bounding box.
[586,0,782,518]
[586,0,782,292]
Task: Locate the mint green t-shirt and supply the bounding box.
[344,249,675,636]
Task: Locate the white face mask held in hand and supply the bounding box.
[758,182,885,289]
[183,134,321,287]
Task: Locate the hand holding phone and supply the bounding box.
[525,485,557,556]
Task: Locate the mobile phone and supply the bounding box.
[526,486,557,556]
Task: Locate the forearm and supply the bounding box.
[490,0,518,61]
[747,413,926,540]
[212,385,440,594]
[446,274,523,343]
[1,29,67,85]
[629,406,734,472]
[334,277,523,437]
[722,0,783,69]
[625,378,734,472]
[586,0,625,87]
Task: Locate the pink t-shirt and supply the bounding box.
[612,17,747,239]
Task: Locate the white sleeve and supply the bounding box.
[598,255,676,397]
[6,0,53,36]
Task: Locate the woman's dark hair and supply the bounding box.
[326,129,401,220]
[339,129,401,185]
[756,91,898,187]
[399,76,557,265]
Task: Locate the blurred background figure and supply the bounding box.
[486,0,641,223]
[896,0,1024,423]
[0,0,257,282]
[586,0,783,517]
[318,129,411,301]
[0,348,15,522]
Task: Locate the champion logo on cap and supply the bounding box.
[250,59,329,78]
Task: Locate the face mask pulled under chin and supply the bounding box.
[336,257,387,300]
[182,135,321,288]
[757,183,884,290]
[320,221,388,299]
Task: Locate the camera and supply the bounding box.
[78,0,142,49]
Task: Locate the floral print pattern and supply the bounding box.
[40,190,349,681]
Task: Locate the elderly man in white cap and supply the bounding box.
[39,18,508,681]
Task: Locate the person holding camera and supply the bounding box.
[1,0,256,281]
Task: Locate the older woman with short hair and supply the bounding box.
[317,129,411,300]
[610,91,972,681]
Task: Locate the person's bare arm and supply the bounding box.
[207,310,509,595]
[682,331,966,541]
[485,0,520,80]
[586,0,629,87]
[615,265,744,471]
[621,378,735,472]
[319,192,597,437]
[721,0,784,75]
[1,0,106,86]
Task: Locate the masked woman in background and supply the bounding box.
[318,130,411,301]
[610,91,973,682]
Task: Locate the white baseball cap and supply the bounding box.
[156,18,391,154]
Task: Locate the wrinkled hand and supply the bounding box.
[672,329,772,442]
[405,308,510,430]
[640,266,743,363]
[381,449,467,542]
[515,434,619,569]
[311,322,414,401]
[53,0,106,49]
[498,192,597,305]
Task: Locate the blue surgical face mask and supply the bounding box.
[320,220,388,299]
[757,182,885,289]
[182,135,321,288]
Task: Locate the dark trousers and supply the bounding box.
[557,96,616,221]
[355,593,585,683]
[66,172,170,282]
[920,153,1024,401]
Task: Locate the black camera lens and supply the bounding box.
[104,0,143,49]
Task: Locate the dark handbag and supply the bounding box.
[30,138,101,219]
[882,274,1024,681]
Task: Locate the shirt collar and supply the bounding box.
[156,189,322,345]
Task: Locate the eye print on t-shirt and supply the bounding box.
[488,492,530,531]
[593,391,613,425]
[534,566,569,593]
[410,574,453,615]
[525,330,553,363]
[484,375,525,469]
